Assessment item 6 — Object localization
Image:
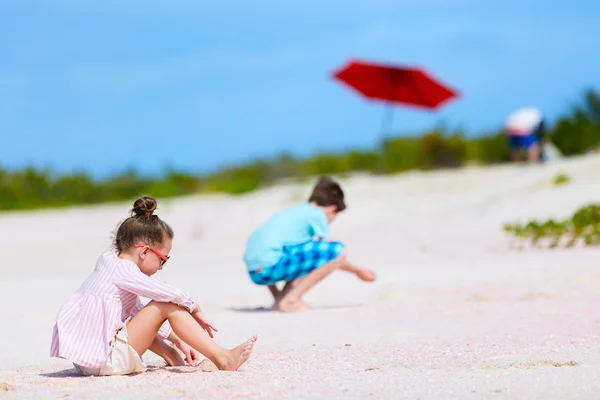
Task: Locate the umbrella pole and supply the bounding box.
[377,103,394,173]
[380,102,395,143]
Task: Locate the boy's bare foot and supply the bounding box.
[219,335,257,371]
[277,298,312,313]
[356,268,376,282]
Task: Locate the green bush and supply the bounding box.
[469,130,511,164]
[1,89,600,212]
[552,173,571,186]
[417,130,468,169]
[503,204,600,249]
[346,150,380,172]
[381,136,421,173]
[203,162,267,195]
[301,153,351,177]
[550,89,600,155]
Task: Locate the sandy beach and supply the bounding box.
[1,155,599,399]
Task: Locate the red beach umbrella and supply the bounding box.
[332,59,459,137]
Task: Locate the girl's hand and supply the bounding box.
[175,341,201,366]
[191,308,218,338]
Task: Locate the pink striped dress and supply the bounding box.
[50,251,198,368]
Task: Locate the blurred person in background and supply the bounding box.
[504,107,544,163]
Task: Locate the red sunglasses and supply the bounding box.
[134,244,170,266]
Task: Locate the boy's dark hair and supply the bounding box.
[308,176,346,212]
[113,195,174,253]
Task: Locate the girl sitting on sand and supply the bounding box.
[50,196,257,376]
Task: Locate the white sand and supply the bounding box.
[1,155,599,399]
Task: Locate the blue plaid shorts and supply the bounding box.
[249,240,345,285]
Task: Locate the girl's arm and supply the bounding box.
[164,330,201,366]
[115,264,197,314]
[149,337,186,367]
[167,330,182,344]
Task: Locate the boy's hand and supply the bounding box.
[356,268,376,282]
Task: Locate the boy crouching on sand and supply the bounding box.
[242,176,376,312]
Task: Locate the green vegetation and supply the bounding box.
[1,89,600,212]
[503,204,600,249]
[552,172,571,186]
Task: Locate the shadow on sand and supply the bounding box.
[226,303,363,313]
[40,364,207,379]
[40,369,83,378]
[226,306,273,313]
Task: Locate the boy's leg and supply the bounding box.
[268,284,282,310]
[254,241,347,312]
[278,250,347,312]
[269,282,297,310]
[268,284,280,302]
[273,281,296,308]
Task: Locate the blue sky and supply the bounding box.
[1,0,598,177]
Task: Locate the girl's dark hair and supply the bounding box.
[114,196,174,253]
[308,176,346,212]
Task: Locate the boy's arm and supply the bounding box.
[341,261,377,282]
[308,209,330,240]
[339,262,360,274]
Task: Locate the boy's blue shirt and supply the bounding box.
[243,202,329,272]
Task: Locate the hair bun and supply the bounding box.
[132,196,157,218]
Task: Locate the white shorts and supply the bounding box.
[74,320,145,376]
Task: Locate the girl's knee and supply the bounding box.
[147,300,184,314]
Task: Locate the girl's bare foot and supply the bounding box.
[356,268,376,282]
[219,335,257,371]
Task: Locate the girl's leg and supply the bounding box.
[126,301,257,371]
[278,251,347,312]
